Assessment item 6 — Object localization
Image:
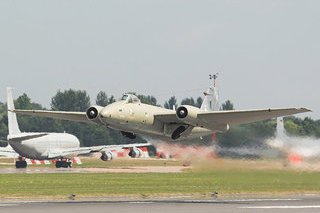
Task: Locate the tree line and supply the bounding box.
[0,89,319,150]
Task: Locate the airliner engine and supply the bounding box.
[128,147,143,158]
[100,151,114,161]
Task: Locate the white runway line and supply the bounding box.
[223,198,301,202]
[129,202,155,204]
[0,204,16,207]
[241,205,320,209]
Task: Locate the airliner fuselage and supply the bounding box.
[8,133,79,160]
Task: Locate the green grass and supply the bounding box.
[0,167,320,198]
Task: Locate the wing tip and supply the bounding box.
[297,107,312,112]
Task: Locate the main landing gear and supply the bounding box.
[15,157,27,169]
[55,159,72,168]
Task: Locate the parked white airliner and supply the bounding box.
[6,87,150,168]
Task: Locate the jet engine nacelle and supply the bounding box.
[176,105,230,133]
[128,147,143,158]
[176,105,204,126]
[86,105,104,122]
[100,151,114,161]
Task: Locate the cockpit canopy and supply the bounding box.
[121,94,141,104]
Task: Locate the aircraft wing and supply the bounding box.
[48,143,152,159]
[155,107,311,132]
[102,143,152,150]
[11,109,90,123]
[48,146,106,159]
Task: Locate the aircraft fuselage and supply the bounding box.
[8,133,80,160]
[91,99,212,140]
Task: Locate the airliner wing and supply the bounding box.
[11,110,90,123]
[155,108,311,132]
[103,143,152,150]
[48,143,152,159]
[48,146,105,158]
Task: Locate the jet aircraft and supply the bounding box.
[6,88,150,168]
[12,90,310,142]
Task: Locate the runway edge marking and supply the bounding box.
[241,205,320,209]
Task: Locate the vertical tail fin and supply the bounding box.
[7,87,21,135]
[200,87,220,111]
[276,117,285,138]
[201,74,220,112]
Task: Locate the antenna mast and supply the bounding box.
[209,73,219,88]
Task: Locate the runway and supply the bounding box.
[0,166,184,174]
[0,197,320,213]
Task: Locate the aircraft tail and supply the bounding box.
[7,87,21,135]
[200,74,220,111]
[200,86,220,111]
[276,117,286,138]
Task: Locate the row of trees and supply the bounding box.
[0,89,319,149]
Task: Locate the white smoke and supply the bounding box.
[214,144,278,159]
[267,135,320,158]
[266,118,320,158]
[154,142,216,161]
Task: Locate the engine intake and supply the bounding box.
[176,106,188,119]
[100,151,114,161]
[176,105,203,126]
[86,105,103,121]
[128,147,143,158]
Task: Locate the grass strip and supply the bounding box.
[0,168,320,198]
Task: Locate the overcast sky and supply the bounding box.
[0,0,318,119]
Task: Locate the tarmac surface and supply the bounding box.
[1,197,320,213]
[0,166,184,173]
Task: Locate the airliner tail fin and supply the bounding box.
[7,87,21,135]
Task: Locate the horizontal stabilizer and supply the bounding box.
[8,133,48,142]
[0,138,8,142]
